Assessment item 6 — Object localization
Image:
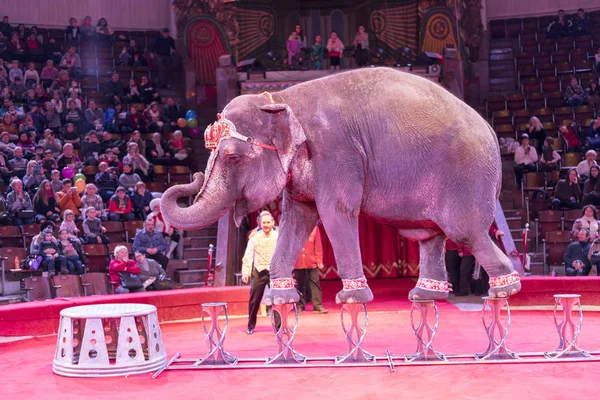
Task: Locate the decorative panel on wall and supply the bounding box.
[419,6,459,58]
[236,5,276,61]
[369,0,418,56]
[0,0,170,29]
[186,17,231,85]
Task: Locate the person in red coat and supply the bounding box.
[109,245,145,294]
[445,224,504,296]
[293,226,328,313]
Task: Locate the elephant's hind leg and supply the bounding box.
[408,234,450,300]
[469,236,521,298]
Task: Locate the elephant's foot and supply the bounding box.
[408,278,450,301]
[488,272,521,298]
[335,287,374,304]
[335,278,373,304]
[262,278,299,306]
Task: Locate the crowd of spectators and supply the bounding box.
[0,16,192,288]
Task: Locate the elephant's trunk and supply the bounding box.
[160,172,230,231]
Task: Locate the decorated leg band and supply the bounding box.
[342,277,369,291]
[416,278,450,293]
[270,277,296,290]
[489,272,520,288]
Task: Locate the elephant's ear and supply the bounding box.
[260,103,306,174]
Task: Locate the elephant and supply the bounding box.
[160,67,521,305]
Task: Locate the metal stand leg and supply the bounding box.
[194,302,238,366]
[335,303,376,364]
[544,294,591,359]
[266,303,306,364]
[475,297,519,361]
[405,300,446,362]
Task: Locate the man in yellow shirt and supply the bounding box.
[242,212,278,335]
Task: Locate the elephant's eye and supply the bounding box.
[224,153,242,164]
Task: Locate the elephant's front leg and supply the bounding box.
[262,194,319,306]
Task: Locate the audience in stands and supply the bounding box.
[571,205,599,239]
[148,198,179,259]
[80,183,105,220]
[55,179,82,218]
[326,31,344,70]
[560,124,583,153]
[565,77,586,107]
[352,26,369,68]
[123,141,150,180]
[311,35,324,70]
[66,18,81,44]
[552,168,582,210]
[584,81,600,111]
[32,179,60,223]
[168,130,191,164]
[109,245,145,294]
[150,28,176,89]
[132,218,169,271]
[95,161,119,201]
[82,206,109,244]
[514,133,538,188]
[589,120,600,149]
[131,181,153,220]
[582,165,600,206]
[95,18,113,44]
[572,8,590,36]
[576,150,598,178]
[564,228,592,276]
[135,251,167,291]
[146,131,171,165]
[6,178,33,225]
[107,186,134,221]
[526,116,546,155]
[57,228,86,275]
[547,9,572,38]
[38,226,66,276]
[104,72,124,106]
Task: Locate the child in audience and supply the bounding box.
[50,169,63,194]
[131,181,154,220]
[55,179,82,218]
[119,47,131,65]
[8,60,23,82]
[41,150,58,178]
[60,209,83,243]
[37,227,66,276]
[108,186,135,221]
[9,76,27,100]
[83,206,109,244]
[23,62,40,89]
[57,228,87,275]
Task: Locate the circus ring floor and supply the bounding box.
[1,278,600,400]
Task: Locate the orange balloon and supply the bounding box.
[74,179,86,194]
[177,118,187,128]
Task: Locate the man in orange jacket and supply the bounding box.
[293,226,328,313]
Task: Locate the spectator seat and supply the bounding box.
[23,276,53,302]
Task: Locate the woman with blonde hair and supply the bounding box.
[22,159,44,195]
[526,116,546,155]
[109,245,145,294]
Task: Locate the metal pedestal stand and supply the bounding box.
[475,297,519,361]
[544,294,592,359]
[335,303,376,364]
[266,303,306,364]
[193,302,238,366]
[405,300,446,362]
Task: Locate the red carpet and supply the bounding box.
[2,306,600,399]
[2,278,600,399]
